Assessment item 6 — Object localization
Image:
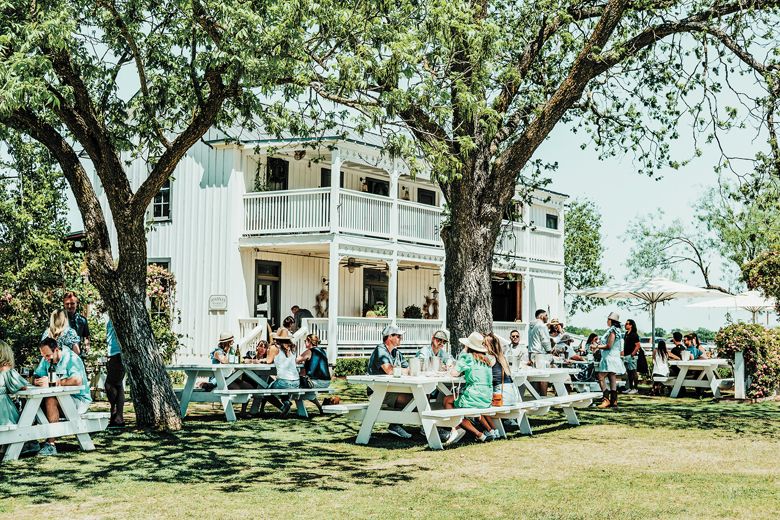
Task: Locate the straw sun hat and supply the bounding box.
[458,332,487,353]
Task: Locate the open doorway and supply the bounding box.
[491,276,522,322]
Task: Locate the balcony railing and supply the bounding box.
[244,188,330,235]
[242,188,562,264]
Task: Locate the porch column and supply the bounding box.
[438,263,447,328]
[327,240,340,362]
[522,200,532,325]
[329,147,341,234]
[389,160,399,240]
[388,257,398,323]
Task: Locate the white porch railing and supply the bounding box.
[302,317,444,358]
[398,201,442,245]
[244,188,330,235]
[340,191,392,238]
[237,317,269,357]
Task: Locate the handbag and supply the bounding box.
[299,375,314,389]
[491,365,504,406]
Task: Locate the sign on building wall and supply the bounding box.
[209,294,228,311]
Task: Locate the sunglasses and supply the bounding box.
[510,335,520,339]
[391,334,402,338]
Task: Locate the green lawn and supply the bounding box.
[1,381,779,519]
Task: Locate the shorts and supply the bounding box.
[106,354,125,386]
[303,379,330,400]
[622,355,637,371]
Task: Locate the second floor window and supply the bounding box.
[417,188,436,206]
[545,213,559,230]
[267,157,289,190]
[320,168,344,188]
[152,180,171,221]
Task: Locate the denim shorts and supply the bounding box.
[270,378,299,390]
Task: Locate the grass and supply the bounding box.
[1,380,779,519]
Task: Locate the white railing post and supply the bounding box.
[734,351,746,399]
[330,148,341,234]
[438,263,446,327]
[388,257,398,322]
[390,160,399,239]
[327,240,340,362]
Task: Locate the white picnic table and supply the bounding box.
[1,386,108,462]
[345,373,461,450]
[512,367,585,425]
[668,359,733,398]
[166,363,310,421]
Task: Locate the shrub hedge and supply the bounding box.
[715,323,780,400]
[333,357,368,377]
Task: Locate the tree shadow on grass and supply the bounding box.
[0,409,425,505]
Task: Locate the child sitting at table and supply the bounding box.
[0,340,28,427]
[442,332,495,445]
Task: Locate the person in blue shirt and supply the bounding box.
[683,334,708,359]
[417,330,452,367]
[33,337,92,456]
[366,324,412,439]
[105,320,125,428]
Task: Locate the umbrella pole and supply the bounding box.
[650,301,657,355]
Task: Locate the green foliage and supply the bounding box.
[402,305,423,319]
[0,136,95,365]
[146,264,183,364]
[564,199,608,315]
[743,250,780,315]
[715,323,780,399]
[332,357,368,377]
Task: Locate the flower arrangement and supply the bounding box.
[716,323,780,400]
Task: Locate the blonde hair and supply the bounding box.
[485,333,510,375]
[0,341,14,369]
[48,309,68,339]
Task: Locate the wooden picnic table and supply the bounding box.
[667,359,733,398]
[512,367,587,425]
[1,386,108,463]
[345,373,461,450]
[166,363,312,421]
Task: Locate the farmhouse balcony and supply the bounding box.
[243,187,563,263]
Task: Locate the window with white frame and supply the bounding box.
[152,179,171,221]
[545,213,559,230]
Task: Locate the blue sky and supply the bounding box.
[540,122,778,332]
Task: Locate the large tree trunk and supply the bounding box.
[87,216,182,431]
[441,159,510,352]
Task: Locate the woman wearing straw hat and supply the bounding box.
[210,332,254,418]
[442,332,495,445]
[592,312,625,408]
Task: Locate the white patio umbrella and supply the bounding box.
[573,277,720,349]
[688,290,776,324]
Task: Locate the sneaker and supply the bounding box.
[477,433,488,442]
[387,424,412,439]
[628,389,639,395]
[21,441,40,455]
[37,443,57,456]
[490,429,501,440]
[444,428,466,446]
[438,428,450,443]
[280,401,292,418]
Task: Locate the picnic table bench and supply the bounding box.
[166,363,331,421]
[1,386,108,463]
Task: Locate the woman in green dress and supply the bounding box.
[442,332,495,445]
[0,341,29,426]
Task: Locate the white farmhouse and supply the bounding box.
[92,128,567,360]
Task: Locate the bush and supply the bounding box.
[403,305,423,319]
[333,357,368,377]
[715,323,780,399]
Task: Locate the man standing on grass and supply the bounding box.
[63,291,90,358]
[527,309,552,395]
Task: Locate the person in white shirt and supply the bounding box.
[527,309,552,395]
[651,340,671,396]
